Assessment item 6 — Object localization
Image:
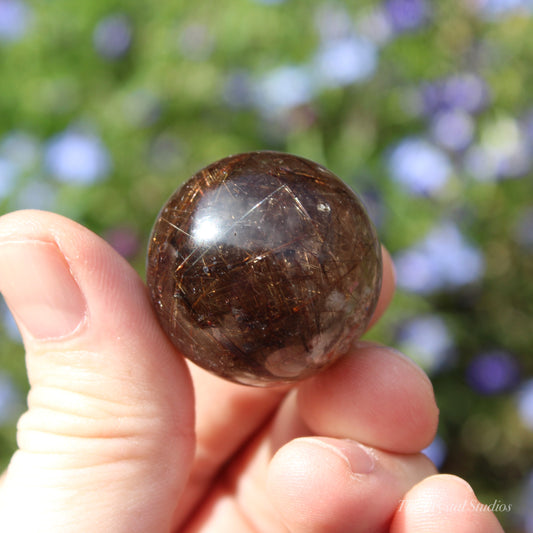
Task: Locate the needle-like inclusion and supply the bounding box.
[147,151,382,386]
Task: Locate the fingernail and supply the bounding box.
[0,241,87,340]
[307,438,375,474]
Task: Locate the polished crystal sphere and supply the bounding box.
[147,151,382,386]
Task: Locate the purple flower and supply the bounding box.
[395,221,485,294]
[421,74,489,116]
[464,116,531,181]
[1,298,21,343]
[360,187,386,229]
[521,109,533,147]
[45,129,111,184]
[467,351,520,395]
[444,74,489,113]
[223,70,254,109]
[476,0,533,18]
[393,248,437,293]
[0,131,40,172]
[314,35,378,87]
[516,380,533,431]
[93,13,132,60]
[396,314,454,374]
[355,7,394,46]
[462,146,489,180]
[314,4,353,41]
[0,371,23,424]
[15,179,57,211]
[422,435,447,469]
[423,223,485,287]
[104,227,140,259]
[179,22,214,61]
[0,157,17,199]
[388,137,452,196]
[384,0,430,32]
[430,110,474,152]
[254,65,314,115]
[0,0,31,43]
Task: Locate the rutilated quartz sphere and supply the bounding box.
[147,151,382,386]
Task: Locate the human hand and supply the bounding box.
[0,210,503,532]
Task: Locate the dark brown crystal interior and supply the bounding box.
[147,151,382,386]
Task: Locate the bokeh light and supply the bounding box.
[466,350,521,395]
[516,380,533,431]
[0,0,31,43]
[15,180,57,211]
[313,35,378,87]
[45,129,111,184]
[421,73,489,116]
[394,221,485,294]
[396,314,455,374]
[388,137,452,196]
[477,0,533,18]
[93,13,133,60]
[384,0,430,32]
[253,65,314,116]
[0,131,40,173]
[104,226,141,259]
[0,370,23,424]
[0,159,16,200]
[430,110,475,152]
[422,434,447,469]
[1,304,20,346]
[466,116,531,180]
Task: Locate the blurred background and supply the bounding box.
[0,0,532,530]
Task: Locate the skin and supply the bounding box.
[0,210,504,533]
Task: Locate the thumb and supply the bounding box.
[0,210,194,533]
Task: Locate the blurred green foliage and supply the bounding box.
[1,0,533,530]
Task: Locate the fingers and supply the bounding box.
[267,436,436,533]
[268,442,504,533]
[390,474,505,533]
[183,342,437,531]
[298,343,439,453]
[0,210,194,533]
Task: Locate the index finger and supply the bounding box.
[297,343,439,454]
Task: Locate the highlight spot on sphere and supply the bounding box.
[147,151,382,386]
